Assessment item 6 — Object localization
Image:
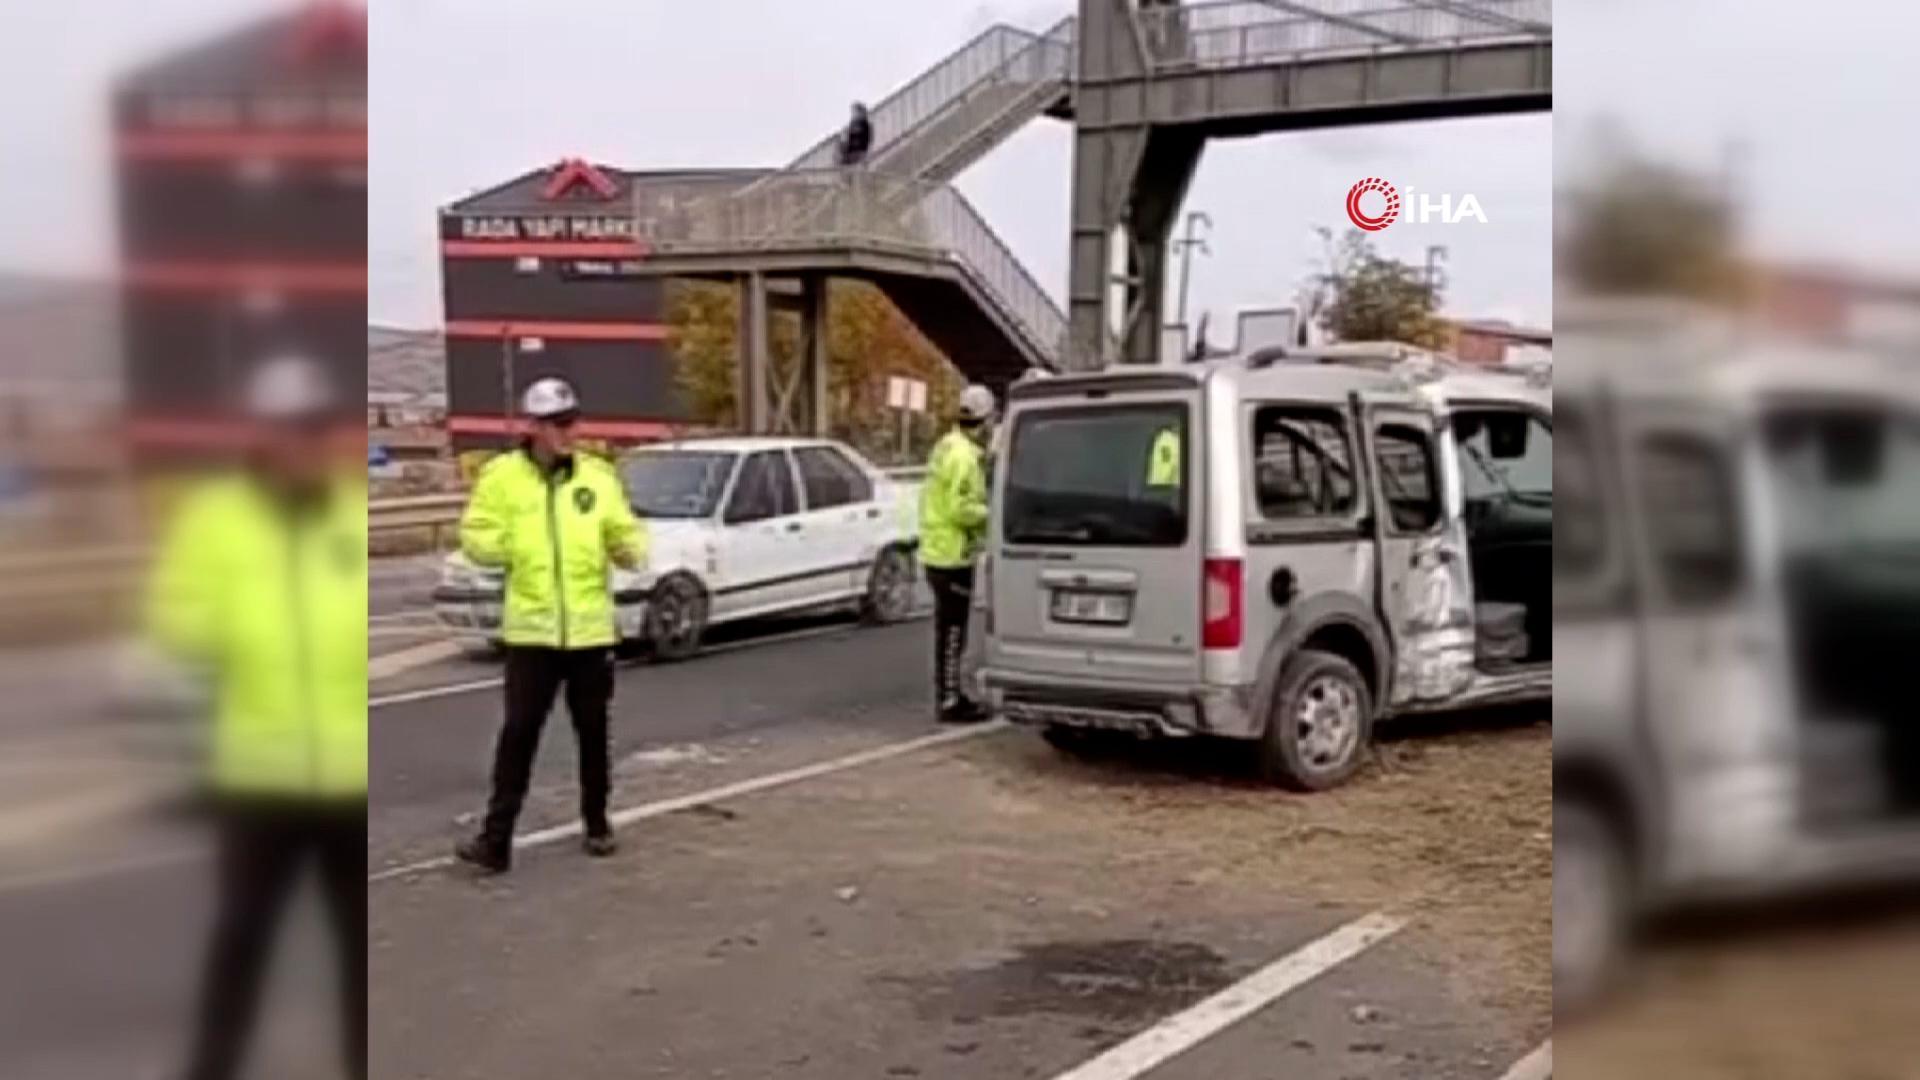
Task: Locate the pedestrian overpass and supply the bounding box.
[620,1,1550,434]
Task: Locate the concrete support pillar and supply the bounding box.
[800,275,831,437]
[737,270,770,433]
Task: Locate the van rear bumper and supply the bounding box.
[978,668,1261,740]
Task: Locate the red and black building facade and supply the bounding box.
[115,2,366,453]
[439,162,761,451]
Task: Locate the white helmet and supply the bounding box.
[957,384,995,423]
[521,377,580,419]
[245,354,336,420]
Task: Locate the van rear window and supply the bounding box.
[1003,404,1188,546]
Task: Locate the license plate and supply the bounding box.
[1051,589,1132,625]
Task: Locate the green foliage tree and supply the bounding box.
[1562,156,1741,301]
[1308,230,1449,349]
[666,279,962,464]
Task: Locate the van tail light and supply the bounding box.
[1202,557,1243,650]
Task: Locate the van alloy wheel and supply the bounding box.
[1295,675,1362,770]
[1553,800,1628,1013]
[1258,649,1373,791]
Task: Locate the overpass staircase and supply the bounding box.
[622,2,1552,423]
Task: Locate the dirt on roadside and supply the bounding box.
[950,709,1552,1026]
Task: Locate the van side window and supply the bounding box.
[1553,409,1605,577]
[1639,435,1741,606]
[1251,407,1356,519]
[1374,424,1440,533]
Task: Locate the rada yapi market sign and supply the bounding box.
[456,215,640,243]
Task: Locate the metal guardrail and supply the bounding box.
[1134,0,1550,69]
[0,468,931,608]
[632,169,1067,366]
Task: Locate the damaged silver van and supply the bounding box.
[1553,314,1920,1009]
[977,343,1552,790]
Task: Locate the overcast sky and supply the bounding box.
[20,2,1915,343]
[366,0,1550,335]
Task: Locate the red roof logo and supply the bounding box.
[283,2,366,64]
[542,158,619,201]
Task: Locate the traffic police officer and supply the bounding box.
[919,383,995,724]
[150,355,368,1080]
[454,377,647,874]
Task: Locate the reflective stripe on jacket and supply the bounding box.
[460,449,648,649]
[147,473,368,798]
[918,428,988,569]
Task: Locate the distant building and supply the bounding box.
[1445,318,1552,367]
[114,3,365,452]
[439,160,768,451]
[1750,262,1920,345]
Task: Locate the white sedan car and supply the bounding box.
[433,437,921,659]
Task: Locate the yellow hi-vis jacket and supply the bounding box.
[147,473,368,798]
[1147,426,1182,488]
[459,449,647,649]
[919,427,988,569]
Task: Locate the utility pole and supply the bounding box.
[1423,244,1449,306]
[1170,210,1212,328]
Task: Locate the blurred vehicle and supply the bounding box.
[434,437,920,659]
[979,343,1552,789]
[1553,312,1920,1010]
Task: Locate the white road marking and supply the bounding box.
[370,676,504,709]
[0,778,173,849]
[1045,911,1409,1080]
[368,639,467,680]
[368,614,929,710]
[369,720,1009,882]
[1497,1040,1553,1080]
[0,848,206,897]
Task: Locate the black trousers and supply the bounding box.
[925,565,975,709]
[482,645,615,847]
[184,802,366,1080]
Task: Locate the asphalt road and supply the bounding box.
[0,571,1553,1080]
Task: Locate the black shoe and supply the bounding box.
[454,835,510,874]
[582,830,619,857]
[937,698,991,725]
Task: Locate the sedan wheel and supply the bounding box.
[861,547,916,625]
[646,575,708,662]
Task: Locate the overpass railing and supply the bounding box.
[631,170,1066,367]
[1135,0,1550,69]
[779,24,1057,176]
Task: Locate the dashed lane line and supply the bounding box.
[369,719,1009,882]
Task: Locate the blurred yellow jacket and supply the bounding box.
[147,473,368,798]
[459,449,647,649]
[919,428,988,569]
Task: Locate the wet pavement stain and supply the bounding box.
[886,939,1238,1024]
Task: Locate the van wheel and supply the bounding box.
[646,574,708,662]
[861,546,916,626]
[1258,649,1373,791]
[1554,799,1629,1014]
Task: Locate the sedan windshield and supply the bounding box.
[621,451,735,519]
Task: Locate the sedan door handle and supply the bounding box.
[785,522,803,533]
